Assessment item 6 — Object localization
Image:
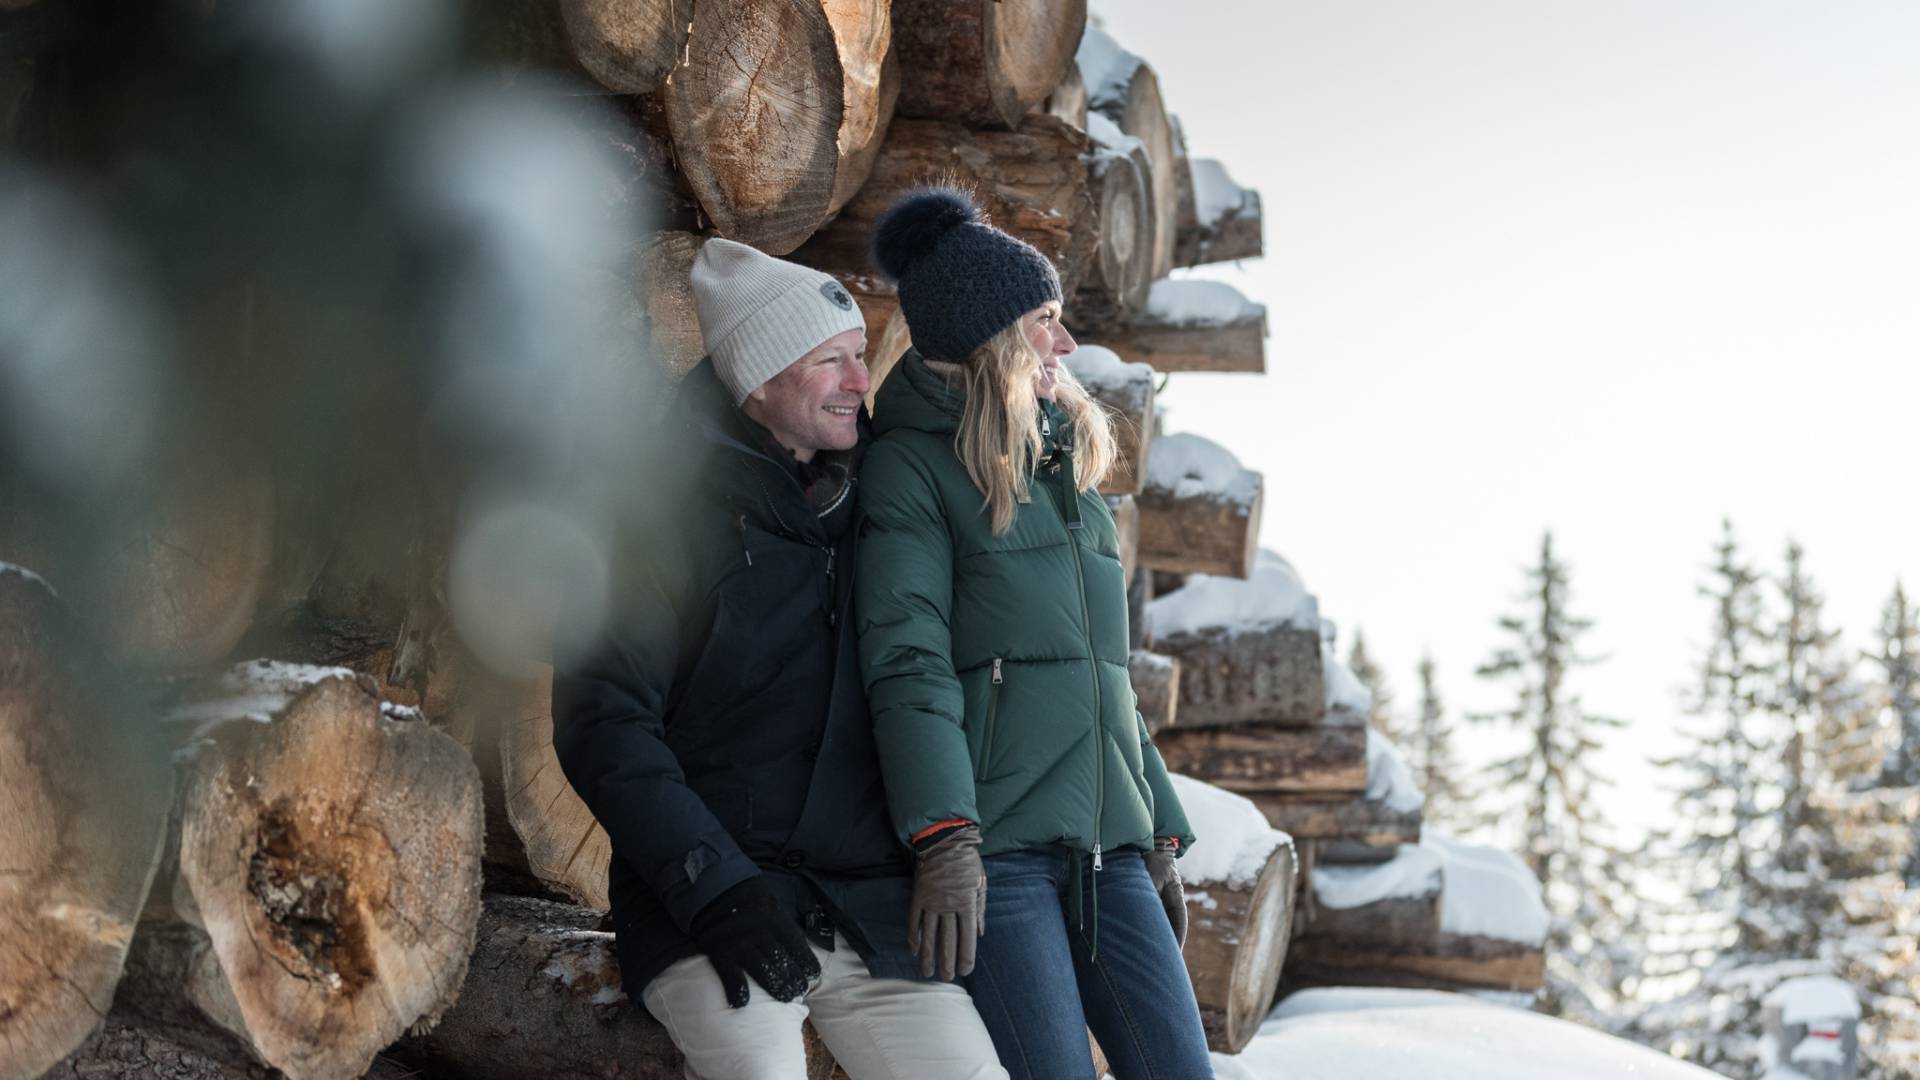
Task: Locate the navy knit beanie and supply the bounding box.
[870,187,1062,363]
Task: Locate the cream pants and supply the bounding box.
[642,931,1008,1080]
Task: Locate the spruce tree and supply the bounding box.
[1472,531,1633,1023]
[1630,521,1793,1072]
[1408,653,1469,829]
[1347,629,1400,742]
[1869,582,1920,790]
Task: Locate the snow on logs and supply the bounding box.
[1285,833,1549,995]
[0,566,172,1080]
[1136,433,1263,580]
[1079,27,1178,280]
[1067,345,1155,496]
[1103,278,1267,374]
[663,0,897,254]
[114,662,484,1080]
[1171,775,1299,1054]
[891,0,1088,131]
[1265,730,1425,863]
[1177,158,1264,268]
[1147,551,1324,726]
[400,896,840,1080]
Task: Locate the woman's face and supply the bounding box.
[1021,302,1076,401]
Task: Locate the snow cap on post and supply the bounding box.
[870,186,1061,363]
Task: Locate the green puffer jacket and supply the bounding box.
[855,352,1193,860]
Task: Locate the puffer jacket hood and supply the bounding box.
[856,352,1193,861]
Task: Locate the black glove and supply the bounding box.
[687,878,822,1007]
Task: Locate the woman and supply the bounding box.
[854,188,1211,1080]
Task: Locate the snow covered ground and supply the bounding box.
[1210,988,1725,1079]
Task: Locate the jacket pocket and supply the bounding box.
[975,658,1003,781]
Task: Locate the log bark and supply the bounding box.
[0,567,172,1080]
[398,895,839,1080]
[1104,280,1267,374]
[1182,838,1297,1054]
[1135,463,1262,582]
[1242,790,1422,848]
[1169,115,1195,258]
[1151,623,1325,727]
[793,114,1099,299]
[1087,47,1176,279]
[118,665,484,1080]
[1127,566,1152,651]
[660,2,847,255]
[1152,720,1367,795]
[1176,158,1263,267]
[1067,138,1154,331]
[560,0,693,95]
[1066,348,1154,497]
[1284,932,1546,994]
[1128,649,1178,736]
[1303,875,1442,950]
[890,0,1087,130]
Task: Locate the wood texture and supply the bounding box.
[1108,493,1140,584]
[1183,840,1297,1054]
[1176,158,1264,267]
[560,0,693,95]
[1151,623,1325,727]
[398,895,840,1080]
[1045,57,1087,129]
[891,0,1087,129]
[1243,790,1423,848]
[1089,49,1176,278]
[1153,721,1367,794]
[498,664,613,910]
[1104,309,1266,374]
[820,0,900,216]
[1302,888,1442,950]
[1135,477,1262,580]
[129,668,484,1080]
[0,569,171,1080]
[1128,648,1179,735]
[1070,354,1155,498]
[633,230,707,382]
[661,1,844,255]
[793,114,1098,298]
[1067,138,1154,331]
[1286,932,1547,994]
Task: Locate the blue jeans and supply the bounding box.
[964,847,1213,1080]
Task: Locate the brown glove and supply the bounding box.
[908,824,986,980]
[1144,838,1187,948]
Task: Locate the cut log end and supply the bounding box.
[1184,839,1297,1054]
[0,567,172,1080]
[164,670,484,1079]
[499,664,612,910]
[560,0,693,96]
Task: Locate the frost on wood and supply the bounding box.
[1144,432,1259,506]
[1168,773,1293,888]
[1149,549,1317,639]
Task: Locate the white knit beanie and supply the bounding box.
[689,238,868,404]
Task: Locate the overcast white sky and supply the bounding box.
[1092,1,1920,840]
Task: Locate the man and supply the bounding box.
[553,239,1005,1080]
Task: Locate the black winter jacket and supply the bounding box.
[553,362,919,1001]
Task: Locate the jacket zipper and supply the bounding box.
[978,658,1003,779]
[1041,469,1104,868]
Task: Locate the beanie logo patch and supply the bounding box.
[821,281,855,310]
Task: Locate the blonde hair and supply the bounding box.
[929,321,1117,535]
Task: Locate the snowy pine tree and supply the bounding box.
[1870,582,1920,791]
[1472,531,1635,1024]
[1631,521,1800,1073]
[1347,629,1400,741]
[1407,652,1469,829]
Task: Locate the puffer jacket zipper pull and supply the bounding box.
[991,658,1003,684]
[736,512,753,566]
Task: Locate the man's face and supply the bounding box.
[742,328,869,463]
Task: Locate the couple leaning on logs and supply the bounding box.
[553,188,1209,1080]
